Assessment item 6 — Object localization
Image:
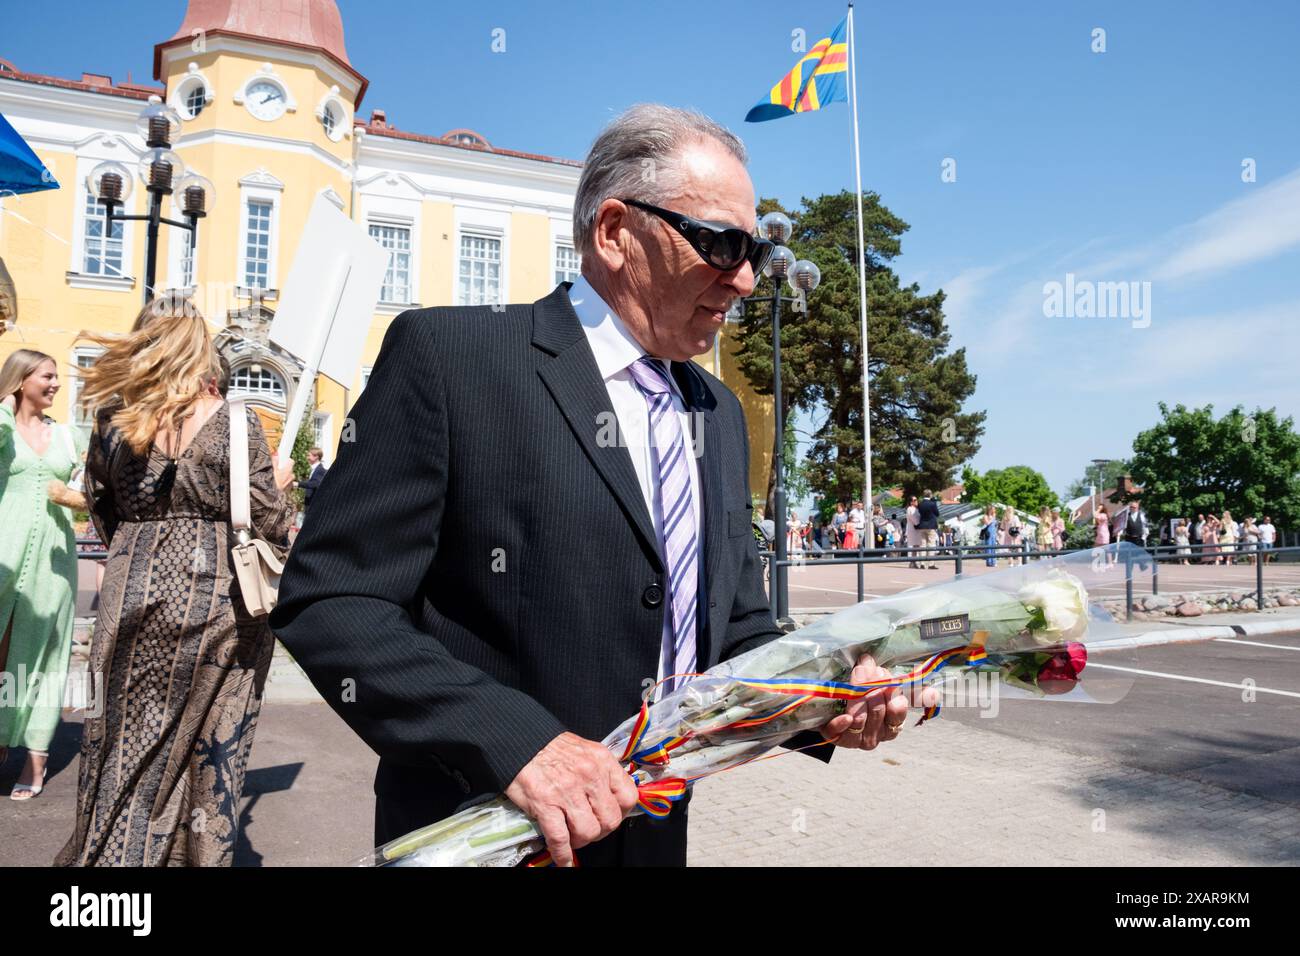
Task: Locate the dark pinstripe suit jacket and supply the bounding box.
[271,282,821,842]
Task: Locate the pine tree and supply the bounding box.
[733,190,984,511]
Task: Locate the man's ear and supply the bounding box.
[590,198,630,273]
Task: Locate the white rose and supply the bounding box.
[1017,570,1089,643]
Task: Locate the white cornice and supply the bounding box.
[172,127,350,175]
[239,167,286,190]
[318,186,346,210]
[157,36,362,104]
[0,76,150,127]
[357,134,582,188]
[355,169,574,218]
[71,131,147,157]
[66,271,135,292]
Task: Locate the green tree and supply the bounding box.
[1064,458,1133,500]
[733,191,984,515]
[288,410,315,510]
[1129,403,1300,528]
[961,464,1060,514]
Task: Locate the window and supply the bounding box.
[554,244,580,285]
[70,347,104,438]
[369,223,411,303]
[313,412,333,460]
[457,234,501,306]
[179,226,196,289]
[321,103,337,138]
[243,200,273,289]
[359,366,373,394]
[228,365,286,400]
[186,84,207,119]
[82,188,124,277]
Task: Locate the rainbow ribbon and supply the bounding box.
[636,778,689,818]
[619,643,989,769]
[528,640,993,867]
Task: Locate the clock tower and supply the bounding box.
[150,0,368,435]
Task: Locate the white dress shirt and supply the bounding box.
[568,275,703,691]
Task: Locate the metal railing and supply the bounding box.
[760,538,1300,623]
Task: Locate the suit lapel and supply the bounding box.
[534,286,663,571]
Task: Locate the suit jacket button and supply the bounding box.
[642,584,664,608]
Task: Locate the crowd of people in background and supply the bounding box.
[779,493,1282,571]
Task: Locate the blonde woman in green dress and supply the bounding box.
[0,340,85,799]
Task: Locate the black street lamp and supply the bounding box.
[730,210,821,628]
[87,97,213,306]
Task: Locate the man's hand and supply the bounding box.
[819,653,941,750]
[505,731,639,867]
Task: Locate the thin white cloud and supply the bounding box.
[1151,168,1300,281]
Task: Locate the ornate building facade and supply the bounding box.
[0,0,770,492]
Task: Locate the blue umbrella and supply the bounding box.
[0,110,58,195]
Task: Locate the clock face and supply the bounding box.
[246,81,287,121]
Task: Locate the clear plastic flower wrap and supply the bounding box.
[358,544,1143,867]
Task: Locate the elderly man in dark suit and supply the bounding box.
[1113,500,1150,550]
[271,105,924,867]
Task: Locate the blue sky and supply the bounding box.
[4,0,1297,498]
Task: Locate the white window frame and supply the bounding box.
[314,85,351,143]
[169,62,214,121]
[79,186,126,278]
[69,345,105,439]
[368,219,414,305]
[312,411,334,465]
[236,180,282,291]
[358,365,373,394]
[69,155,136,290]
[228,363,287,402]
[454,206,510,308]
[165,193,199,292]
[554,240,580,286]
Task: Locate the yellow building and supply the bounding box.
[0,0,771,494]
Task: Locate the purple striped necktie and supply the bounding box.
[627,356,698,690]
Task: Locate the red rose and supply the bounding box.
[1037,642,1088,695]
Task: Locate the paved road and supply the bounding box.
[6,626,1297,866]
[687,632,1300,866]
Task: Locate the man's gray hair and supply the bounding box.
[572,104,748,256]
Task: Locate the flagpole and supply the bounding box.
[847,2,873,510]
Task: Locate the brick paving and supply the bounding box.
[685,717,1300,866]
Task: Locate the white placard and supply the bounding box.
[269,194,389,460]
[270,194,389,386]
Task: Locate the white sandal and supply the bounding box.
[10,751,47,801]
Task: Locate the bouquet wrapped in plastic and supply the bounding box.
[359,545,1140,867]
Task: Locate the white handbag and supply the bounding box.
[228,399,285,617]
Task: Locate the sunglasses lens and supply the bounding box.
[749,240,775,274]
[705,229,752,271]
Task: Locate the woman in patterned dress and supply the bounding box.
[0,344,85,799]
[55,299,295,866]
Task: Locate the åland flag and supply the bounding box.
[745,15,848,123]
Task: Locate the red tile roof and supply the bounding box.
[0,67,161,101]
[0,61,578,169]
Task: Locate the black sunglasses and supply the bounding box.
[621,198,775,275]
